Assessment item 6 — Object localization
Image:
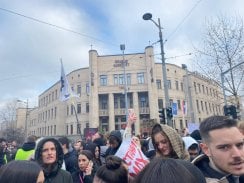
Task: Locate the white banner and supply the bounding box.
[115,138,149,176]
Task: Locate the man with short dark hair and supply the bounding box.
[193,116,244,183]
[58,136,78,174]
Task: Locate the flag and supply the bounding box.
[182,100,187,116]
[172,103,178,116]
[60,60,72,101]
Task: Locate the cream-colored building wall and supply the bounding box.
[24,46,225,137]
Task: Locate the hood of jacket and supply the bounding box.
[22,141,36,151]
[109,130,122,144]
[182,136,198,150]
[34,137,64,177]
[153,124,190,160]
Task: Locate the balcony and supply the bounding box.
[139,107,150,114]
[99,109,108,116]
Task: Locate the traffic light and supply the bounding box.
[159,108,165,124]
[166,107,173,119]
[224,105,237,119]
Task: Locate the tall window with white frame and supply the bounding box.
[100,75,107,86]
[137,72,144,84]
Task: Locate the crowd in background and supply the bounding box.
[0,116,243,183]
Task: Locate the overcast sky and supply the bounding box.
[0,0,243,108]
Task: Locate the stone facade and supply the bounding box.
[23,46,224,137]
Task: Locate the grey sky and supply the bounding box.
[0,0,243,108]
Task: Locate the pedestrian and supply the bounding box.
[72,150,96,183]
[15,135,37,160]
[93,155,129,183]
[182,136,200,161]
[104,130,122,157]
[34,137,73,183]
[0,160,44,183]
[151,123,190,160]
[133,157,206,183]
[0,138,7,167]
[58,136,79,174]
[192,115,244,183]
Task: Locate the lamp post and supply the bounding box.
[143,13,172,127]
[17,99,28,137]
[120,44,128,128]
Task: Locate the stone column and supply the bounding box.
[109,93,115,131]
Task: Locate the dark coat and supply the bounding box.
[64,149,79,174]
[34,137,73,183]
[193,154,244,183]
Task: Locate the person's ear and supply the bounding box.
[200,142,211,157]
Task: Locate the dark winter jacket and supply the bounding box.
[64,149,79,174]
[34,137,73,183]
[192,154,244,183]
[72,170,93,183]
[104,130,122,157]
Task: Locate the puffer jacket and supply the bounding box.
[34,137,73,183]
[192,154,244,183]
[152,124,190,160]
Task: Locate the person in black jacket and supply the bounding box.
[34,137,73,183]
[58,136,79,174]
[104,130,122,157]
[72,150,96,183]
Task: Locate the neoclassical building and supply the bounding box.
[24,46,224,137]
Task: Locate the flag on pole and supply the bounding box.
[60,59,72,101]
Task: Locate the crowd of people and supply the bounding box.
[0,115,243,183]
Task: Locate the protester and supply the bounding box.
[104,130,122,157]
[73,139,85,154]
[34,137,73,183]
[182,136,200,161]
[133,157,206,183]
[0,138,7,167]
[84,142,102,167]
[144,137,156,160]
[151,123,190,160]
[15,135,37,160]
[58,136,79,174]
[0,160,45,183]
[93,155,128,183]
[193,115,244,182]
[92,132,107,164]
[72,150,96,183]
[238,120,244,135]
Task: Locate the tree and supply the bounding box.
[0,99,25,143]
[195,14,244,110]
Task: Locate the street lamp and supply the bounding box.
[17,99,28,137]
[142,13,172,127]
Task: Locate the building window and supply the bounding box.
[77,124,81,134]
[194,82,197,93]
[175,81,179,90]
[54,107,57,118]
[114,74,118,85]
[181,82,184,91]
[140,96,147,107]
[100,75,107,86]
[70,124,73,135]
[206,87,208,95]
[86,103,89,113]
[137,73,144,84]
[196,100,200,112]
[77,103,81,114]
[86,83,89,94]
[201,101,204,111]
[158,99,164,108]
[71,105,74,115]
[202,85,205,94]
[127,73,131,85]
[205,102,208,114]
[54,125,56,135]
[66,125,69,135]
[156,80,161,89]
[119,74,124,85]
[77,85,81,95]
[198,83,201,93]
[177,100,181,110]
[169,99,173,107]
[167,80,172,89]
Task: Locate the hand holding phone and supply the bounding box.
[84,161,93,176]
